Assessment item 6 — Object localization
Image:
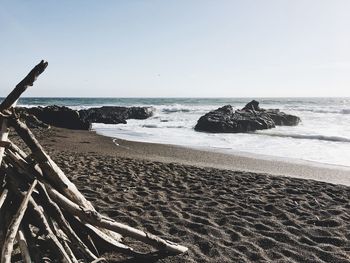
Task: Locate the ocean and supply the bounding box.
[16,97,350,167]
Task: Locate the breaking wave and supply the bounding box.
[258,132,350,143]
[294,108,350,114]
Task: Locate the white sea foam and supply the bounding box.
[92,98,350,167]
[255,132,350,143]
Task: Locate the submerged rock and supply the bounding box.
[195,101,300,133]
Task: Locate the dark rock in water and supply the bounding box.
[18,105,89,130]
[195,101,300,133]
[264,109,301,126]
[242,100,261,111]
[79,106,154,125]
[194,105,275,133]
[17,105,154,130]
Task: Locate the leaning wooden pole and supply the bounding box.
[1,180,37,263]
[0,60,48,167]
[0,60,48,112]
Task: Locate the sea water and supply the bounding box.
[16,97,350,167]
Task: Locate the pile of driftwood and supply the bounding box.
[0,61,188,262]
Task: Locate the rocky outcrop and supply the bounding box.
[195,101,300,133]
[79,106,154,125]
[17,105,154,130]
[17,106,89,130]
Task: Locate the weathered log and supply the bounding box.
[7,140,28,160]
[47,185,188,254]
[0,60,48,167]
[36,182,98,261]
[66,214,137,256]
[50,220,79,263]
[6,148,187,255]
[16,228,32,263]
[29,198,73,263]
[3,151,133,258]
[1,179,37,263]
[2,165,72,262]
[9,116,94,209]
[0,199,13,253]
[0,60,48,112]
[6,122,124,242]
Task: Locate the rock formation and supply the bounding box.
[17,105,154,130]
[195,100,300,133]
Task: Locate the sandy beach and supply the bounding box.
[10,127,350,262]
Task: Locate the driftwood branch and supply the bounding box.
[8,116,94,209]
[1,179,37,263]
[0,60,48,112]
[0,60,188,261]
[0,60,47,172]
[16,228,32,263]
[29,198,73,263]
[0,189,8,209]
[36,182,98,261]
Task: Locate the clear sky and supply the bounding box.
[0,0,349,97]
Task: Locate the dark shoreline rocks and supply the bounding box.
[195,100,300,133]
[17,105,154,130]
[79,106,153,125]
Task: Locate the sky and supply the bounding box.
[0,0,349,97]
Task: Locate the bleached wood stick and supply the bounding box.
[0,60,48,167]
[2,165,72,262]
[9,116,95,210]
[91,258,108,263]
[29,198,73,263]
[3,158,119,260]
[0,189,8,209]
[0,60,48,112]
[0,117,11,167]
[1,179,37,263]
[7,140,28,160]
[16,228,32,263]
[4,145,187,255]
[47,185,188,255]
[7,119,124,242]
[21,224,42,262]
[37,182,98,261]
[50,220,79,263]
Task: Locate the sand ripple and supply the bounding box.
[47,151,350,263]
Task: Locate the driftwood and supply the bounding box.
[0,61,188,262]
[16,228,32,263]
[1,180,37,263]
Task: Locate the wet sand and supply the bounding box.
[10,127,350,262]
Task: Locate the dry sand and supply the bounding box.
[10,127,350,262]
